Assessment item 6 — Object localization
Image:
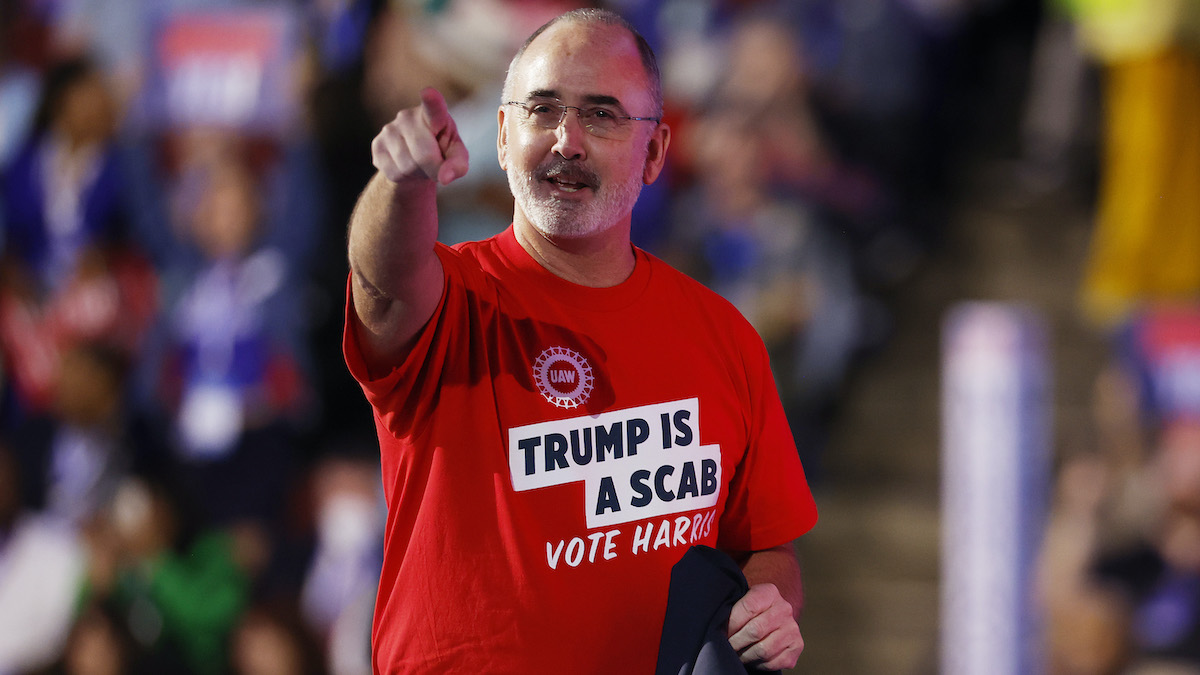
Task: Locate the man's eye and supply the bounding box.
[588,108,618,120]
[530,104,557,115]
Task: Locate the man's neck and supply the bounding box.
[513,219,636,288]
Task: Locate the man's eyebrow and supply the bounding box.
[582,94,622,108]
[525,89,560,100]
[524,90,626,110]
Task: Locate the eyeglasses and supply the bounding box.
[504,100,660,140]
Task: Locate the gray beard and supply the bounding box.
[508,161,643,239]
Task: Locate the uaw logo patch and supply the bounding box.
[533,346,594,409]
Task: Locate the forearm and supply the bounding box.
[346,171,444,365]
[347,171,439,301]
[738,544,804,619]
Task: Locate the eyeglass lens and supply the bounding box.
[523,103,629,139]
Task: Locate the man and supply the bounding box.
[344,8,817,673]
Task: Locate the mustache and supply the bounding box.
[536,160,600,189]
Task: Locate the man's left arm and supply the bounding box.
[726,543,805,671]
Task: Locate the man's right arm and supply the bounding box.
[347,88,469,376]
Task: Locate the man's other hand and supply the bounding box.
[727,582,804,671]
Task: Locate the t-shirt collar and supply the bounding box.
[495,224,652,312]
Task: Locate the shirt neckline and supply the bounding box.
[494,224,652,312]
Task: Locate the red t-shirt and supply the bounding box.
[344,226,817,674]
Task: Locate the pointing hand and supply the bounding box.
[371,87,470,186]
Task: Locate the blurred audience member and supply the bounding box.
[94,475,257,675]
[8,342,139,528]
[2,56,124,295]
[1071,0,1200,326]
[144,150,312,531]
[300,457,381,675]
[663,13,873,470]
[1040,304,1200,674]
[0,56,155,417]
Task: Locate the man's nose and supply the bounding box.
[552,109,587,160]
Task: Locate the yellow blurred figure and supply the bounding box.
[1066,0,1200,325]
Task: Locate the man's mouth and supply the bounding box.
[539,162,599,193]
[549,178,589,192]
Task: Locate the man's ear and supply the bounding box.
[643,122,671,185]
[497,106,509,171]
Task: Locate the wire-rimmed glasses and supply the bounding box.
[504,100,660,140]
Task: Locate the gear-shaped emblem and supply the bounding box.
[533,346,595,409]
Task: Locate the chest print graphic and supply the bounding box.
[533,346,595,409]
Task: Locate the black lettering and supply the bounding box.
[519,437,541,476]
[676,461,699,499]
[595,476,621,515]
[630,470,652,507]
[672,410,694,447]
[596,422,623,461]
[626,418,650,456]
[570,429,591,466]
[545,433,569,471]
[660,412,672,449]
[701,458,718,495]
[654,464,676,503]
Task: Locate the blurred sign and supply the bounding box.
[941,303,1050,675]
[137,6,299,135]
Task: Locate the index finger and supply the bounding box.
[419,87,453,135]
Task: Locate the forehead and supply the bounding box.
[510,21,653,109]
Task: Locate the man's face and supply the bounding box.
[498,21,668,241]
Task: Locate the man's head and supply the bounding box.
[502,9,663,120]
[498,9,670,242]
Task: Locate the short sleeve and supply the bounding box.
[343,244,480,440]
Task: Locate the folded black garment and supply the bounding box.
[655,545,779,675]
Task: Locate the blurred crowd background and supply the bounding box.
[1,0,1200,674]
